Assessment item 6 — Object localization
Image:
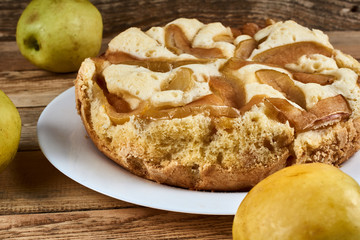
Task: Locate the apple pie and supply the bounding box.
[75,18,360,191]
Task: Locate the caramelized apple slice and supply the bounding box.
[221,58,280,72]
[242,23,260,37]
[264,98,314,131]
[240,95,267,113]
[147,95,241,119]
[217,65,249,109]
[165,24,224,59]
[266,19,276,26]
[213,34,234,43]
[171,59,213,68]
[190,94,225,106]
[292,72,335,85]
[105,92,131,113]
[256,69,307,109]
[252,42,333,67]
[165,24,190,55]
[131,58,213,72]
[133,94,240,120]
[165,68,194,91]
[308,95,351,127]
[209,76,244,108]
[234,38,257,60]
[231,28,242,38]
[265,95,351,132]
[90,81,141,125]
[105,50,214,72]
[105,92,240,124]
[230,28,242,39]
[106,101,152,125]
[105,50,138,63]
[104,51,171,72]
[145,61,173,72]
[221,58,253,71]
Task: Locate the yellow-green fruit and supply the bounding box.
[0,90,21,172]
[16,0,103,73]
[233,163,360,240]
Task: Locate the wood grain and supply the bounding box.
[0,151,233,239]
[327,31,360,58]
[18,107,42,150]
[98,0,360,33]
[0,151,132,215]
[0,209,233,239]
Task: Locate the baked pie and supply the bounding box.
[75,18,360,191]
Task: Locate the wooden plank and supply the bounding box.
[0,208,233,239]
[0,151,132,215]
[18,107,42,151]
[0,40,109,107]
[0,39,110,72]
[0,151,234,238]
[0,71,75,108]
[1,0,359,43]
[327,31,360,59]
[0,45,38,72]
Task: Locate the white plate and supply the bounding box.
[37,87,360,215]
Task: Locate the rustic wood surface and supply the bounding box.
[0,0,359,239]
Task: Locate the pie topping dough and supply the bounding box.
[75,18,360,191]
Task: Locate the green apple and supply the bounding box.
[16,0,103,73]
[233,163,360,240]
[0,90,21,172]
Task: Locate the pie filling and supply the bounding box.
[89,19,358,133]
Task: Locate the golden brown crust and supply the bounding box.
[294,118,360,166]
[74,19,360,191]
[75,70,360,191]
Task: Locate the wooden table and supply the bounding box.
[0,1,359,239]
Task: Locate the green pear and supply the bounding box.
[16,0,103,73]
[233,163,360,240]
[0,90,21,172]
